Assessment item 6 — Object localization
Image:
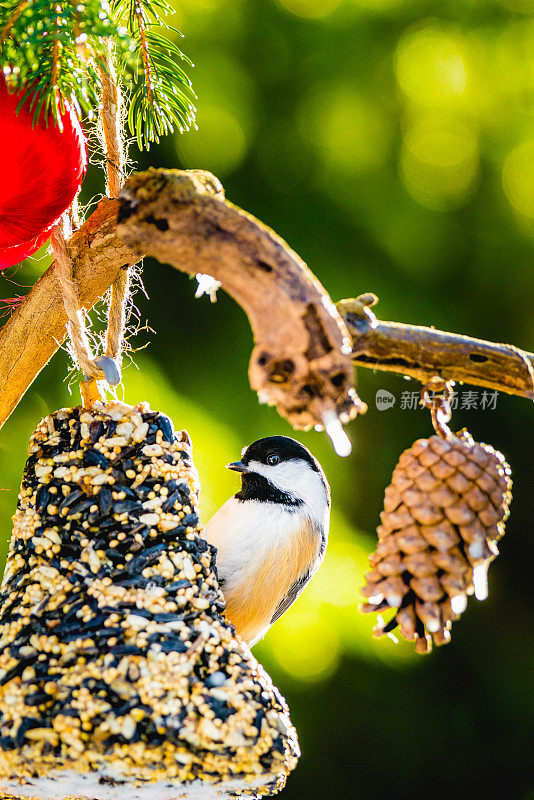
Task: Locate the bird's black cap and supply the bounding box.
[241,436,320,473]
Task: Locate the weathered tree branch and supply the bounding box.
[338,296,534,400]
[0,168,532,436]
[116,169,361,431]
[0,169,362,433]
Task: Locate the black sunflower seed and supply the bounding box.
[157,639,188,654]
[116,445,136,461]
[113,484,136,499]
[153,612,180,622]
[113,500,140,515]
[70,499,94,515]
[15,719,41,746]
[127,543,166,575]
[166,579,191,592]
[99,517,117,530]
[98,486,113,515]
[157,415,174,442]
[162,490,179,513]
[110,645,143,656]
[0,736,15,750]
[35,485,50,512]
[89,421,105,442]
[161,526,188,541]
[59,489,83,511]
[84,450,109,469]
[24,693,51,707]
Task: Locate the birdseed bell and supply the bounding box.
[0,401,299,799]
[361,430,512,653]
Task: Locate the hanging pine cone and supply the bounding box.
[361,430,512,654]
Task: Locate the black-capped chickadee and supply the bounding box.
[203,436,330,646]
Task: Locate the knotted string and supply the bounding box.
[51,41,131,404]
[51,216,103,381]
[100,40,130,369]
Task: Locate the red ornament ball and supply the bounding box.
[0,229,52,271]
[0,79,87,268]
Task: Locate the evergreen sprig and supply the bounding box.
[113,0,196,149]
[0,0,196,147]
[0,0,120,125]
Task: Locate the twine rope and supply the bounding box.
[99,44,123,199]
[52,42,131,385]
[51,217,103,380]
[100,40,130,366]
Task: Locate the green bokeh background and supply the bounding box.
[2,0,534,797]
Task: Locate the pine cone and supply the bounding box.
[361,431,512,654]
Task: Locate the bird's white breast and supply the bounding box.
[203,497,326,644]
[204,498,305,593]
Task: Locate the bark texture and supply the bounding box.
[340,296,534,400]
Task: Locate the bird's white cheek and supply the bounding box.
[245,460,329,523]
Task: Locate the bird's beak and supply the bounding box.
[226,461,249,473]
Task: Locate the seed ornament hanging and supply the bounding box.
[360,380,512,654]
[0,402,299,799]
[0,210,302,797]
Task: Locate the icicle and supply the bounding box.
[320,409,352,457]
[451,594,468,615]
[473,563,489,601]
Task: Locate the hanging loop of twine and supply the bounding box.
[51,216,106,382]
[52,41,131,406]
[100,39,130,370]
[420,376,454,439]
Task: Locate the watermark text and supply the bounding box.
[375,389,498,411]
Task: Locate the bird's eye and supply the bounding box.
[267,453,280,466]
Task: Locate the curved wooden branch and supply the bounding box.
[338,296,534,400]
[0,169,362,432]
[116,169,362,430]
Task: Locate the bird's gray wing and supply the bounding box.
[270,570,311,625]
[270,516,327,626]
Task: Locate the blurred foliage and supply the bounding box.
[1,0,534,798]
